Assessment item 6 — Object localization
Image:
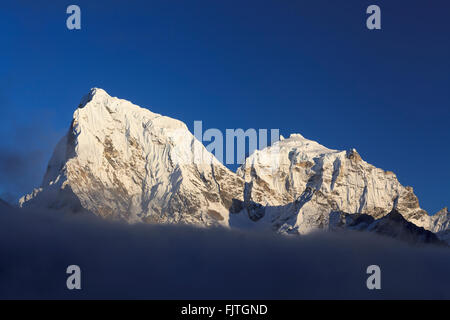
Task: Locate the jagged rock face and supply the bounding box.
[237,134,433,234]
[429,208,450,233]
[20,89,243,226]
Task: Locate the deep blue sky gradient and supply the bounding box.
[0,0,449,212]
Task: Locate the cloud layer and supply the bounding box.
[0,207,449,299]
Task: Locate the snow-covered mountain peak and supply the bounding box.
[288,133,305,139]
[78,87,111,108]
[20,88,243,224]
[273,133,337,157]
[237,131,435,234]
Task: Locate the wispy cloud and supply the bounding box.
[0,121,63,204]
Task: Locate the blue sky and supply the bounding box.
[0,0,449,213]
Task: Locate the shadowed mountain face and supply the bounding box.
[331,209,444,246]
[368,210,443,245]
[18,89,450,245]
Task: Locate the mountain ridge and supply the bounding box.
[19,88,449,244]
